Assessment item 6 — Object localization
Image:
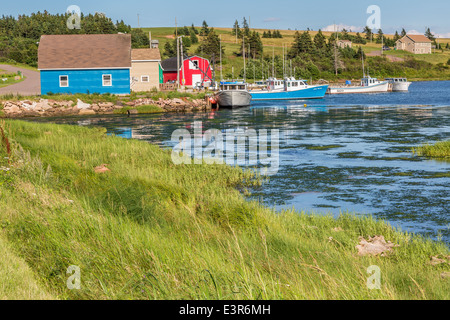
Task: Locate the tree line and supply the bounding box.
[0,11,150,67]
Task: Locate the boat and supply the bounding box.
[327,76,390,94]
[385,78,412,92]
[250,78,329,101]
[214,80,252,108]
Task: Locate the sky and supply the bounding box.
[1,0,450,37]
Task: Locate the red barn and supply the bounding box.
[161,55,213,87]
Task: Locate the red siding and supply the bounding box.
[163,56,213,86]
[163,71,177,83]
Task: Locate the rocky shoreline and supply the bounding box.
[1,97,213,118]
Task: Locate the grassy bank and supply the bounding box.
[0,120,449,300]
[413,140,450,159]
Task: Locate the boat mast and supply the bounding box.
[176,37,180,89]
[334,24,338,76]
[220,35,223,81]
[180,37,185,88]
[272,46,275,78]
[362,49,366,78]
[243,35,246,81]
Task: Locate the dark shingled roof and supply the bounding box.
[38,34,132,70]
[161,56,184,72]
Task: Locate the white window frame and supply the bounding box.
[59,75,69,87]
[190,60,200,70]
[102,74,112,87]
[141,75,150,83]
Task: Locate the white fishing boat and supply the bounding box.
[327,76,390,94]
[214,81,252,108]
[385,78,412,92]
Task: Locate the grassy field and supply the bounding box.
[0,120,448,300]
[142,27,450,82]
[413,140,450,159]
[0,70,25,89]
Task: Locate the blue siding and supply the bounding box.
[40,69,130,95]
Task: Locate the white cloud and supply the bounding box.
[406,29,422,35]
[434,32,450,39]
[322,24,363,33]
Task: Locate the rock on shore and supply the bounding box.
[1,97,212,118]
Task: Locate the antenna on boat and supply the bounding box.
[220,35,223,81]
[334,23,338,76]
[243,35,246,81]
[362,49,366,78]
[271,46,275,78]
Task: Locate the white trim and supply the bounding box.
[132,60,161,62]
[102,74,112,87]
[141,75,150,82]
[59,75,69,87]
[39,67,131,71]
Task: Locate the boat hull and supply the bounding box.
[250,85,328,101]
[215,90,252,108]
[392,82,412,92]
[327,81,389,94]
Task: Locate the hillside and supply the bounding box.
[142,27,450,82]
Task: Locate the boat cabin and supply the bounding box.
[267,77,309,91]
[385,78,408,83]
[219,81,248,91]
[360,76,382,87]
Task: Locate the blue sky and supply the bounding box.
[2,0,450,37]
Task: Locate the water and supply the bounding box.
[29,81,450,242]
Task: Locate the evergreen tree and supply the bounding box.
[191,23,199,35]
[290,31,315,57]
[354,32,366,44]
[313,30,327,52]
[190,30,199,44]
[341,28,350,40]
[196,28,223,61]
[394,31,400,41]
[200,20,209,36]
[376,29,384,44]
[401,28,407,37]
[131,28,150,48]
[425,27,435,41]
[163,40,176,58]
[363,26,372,41]
[242,17,250,36]
[232,20,242,38]
[356,46,366,60]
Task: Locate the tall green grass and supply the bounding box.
[0,120,448,300]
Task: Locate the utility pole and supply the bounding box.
[175,17,178,38]
[272,46,275,78]
[137,14,140,28]
[243,35,246,81]
[180,37,185,89]
[219,35,223,81]
[176,37,180,89]
[334,23,338,76]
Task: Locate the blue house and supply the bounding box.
[38,34,132,95]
